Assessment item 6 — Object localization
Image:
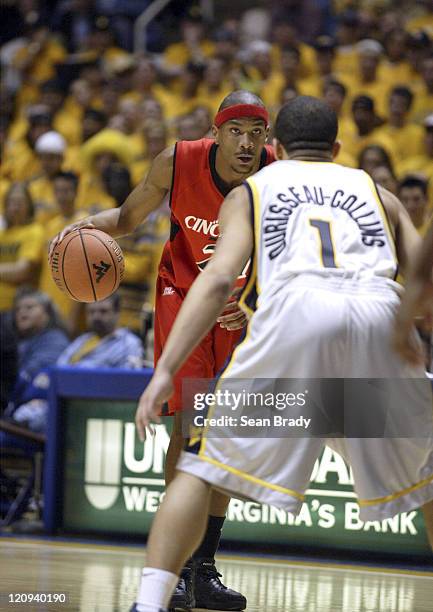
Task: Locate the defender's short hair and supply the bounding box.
[275,96,338,152]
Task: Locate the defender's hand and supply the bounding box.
[135,368,174,441]
[48,219,95,261]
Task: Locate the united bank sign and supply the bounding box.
[62,413,429,554]
[84,419,169,512]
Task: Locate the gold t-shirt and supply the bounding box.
[0,222,45,311]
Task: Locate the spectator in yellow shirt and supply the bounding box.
[40,171,86,333]
[261,46,302,113]
[333,9,361,77]
[242,40,274,95]
[196,57,232,117]
[99,81,121,123]
[406,31,431,83]
[64,108,108,174]
[1,110,52,183]
[300,36,342,99]
[131,122,168,187]
[398,175,431,235]
[347,95,395,163]
[11,21,66,110]
[370,164,399,195]
[83,17,132,76]
[358,144,394,176]
[375,86,425,161]
[378,28,413,89]
[129,57,179,119]
[344,39,389,118]
[323,80,357,167]
[270,20,316,79]
[114,98,147,160]
[411,53,433,124]
[77,129,132,214]
[28,131,67,224]
[163,61,207,120]
[396,114,433,207]
[0,184,44,312]
[39,79,81,146]
[212,27,239,73]
[163,14,214,73]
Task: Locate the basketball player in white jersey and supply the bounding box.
[130,97,433,612]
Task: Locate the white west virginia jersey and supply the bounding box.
[241,161,398,313]
[179,160,433,522]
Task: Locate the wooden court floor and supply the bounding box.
[0,539,432,612]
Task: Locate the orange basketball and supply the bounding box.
[50,229,125,302]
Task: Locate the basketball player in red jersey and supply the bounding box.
[50,90,275,611]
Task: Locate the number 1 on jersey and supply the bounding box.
[309,219,337,268]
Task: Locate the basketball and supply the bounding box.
[50,228,124,302]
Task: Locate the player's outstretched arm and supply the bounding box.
[135,185,254,439]
[48,146,174,260]
[393,220,433,364]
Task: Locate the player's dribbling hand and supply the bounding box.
[48,219,95,262]
[393,279,433,365]
[135,368,174,441]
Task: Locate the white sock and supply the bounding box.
[135,567,179,611]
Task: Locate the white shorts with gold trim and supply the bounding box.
[177,277,433,521]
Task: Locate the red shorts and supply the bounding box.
[154,276,243,414]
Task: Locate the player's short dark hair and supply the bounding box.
[391,86,413,108]
[54,171,79,189]
[218,90,265,111]
[399,175,428,196]
[275,96,338,152]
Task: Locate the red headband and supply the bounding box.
[214,104,269,128]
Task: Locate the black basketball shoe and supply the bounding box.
[168,564,195,610]
[194,558,247,610]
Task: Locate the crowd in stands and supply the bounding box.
[1,0,432,422]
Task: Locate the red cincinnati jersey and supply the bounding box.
[158,138,276,289]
